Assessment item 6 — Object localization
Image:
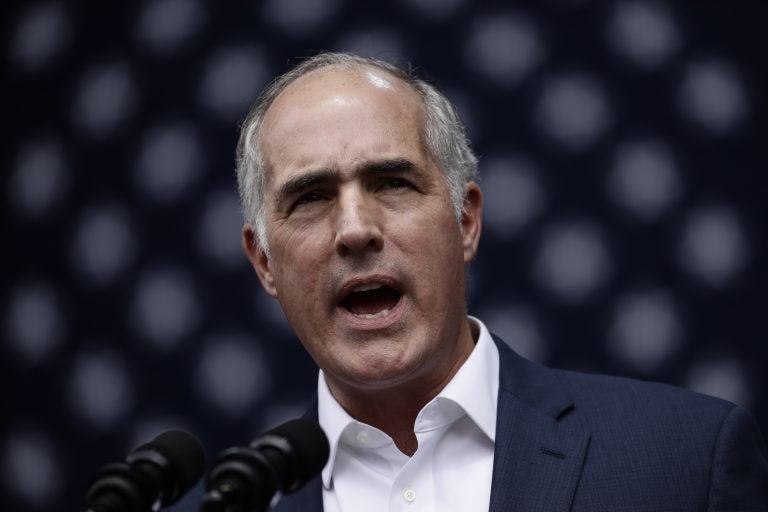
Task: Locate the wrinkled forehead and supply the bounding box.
[265,64,422,127]
[259,65,430,176]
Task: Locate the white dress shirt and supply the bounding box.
[317,317,500,512]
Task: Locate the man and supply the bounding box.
[237,52,768,511]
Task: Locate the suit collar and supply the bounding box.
[489,335,591,512]
[493,334,575,419]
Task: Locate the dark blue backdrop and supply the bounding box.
[3,1,766,510]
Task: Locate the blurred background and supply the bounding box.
[2,0,766,510]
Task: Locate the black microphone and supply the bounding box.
[202,419,330,512]
[84,429,206,512]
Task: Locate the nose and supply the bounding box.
[334,189,383,256]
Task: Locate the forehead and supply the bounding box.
[268,64,421,119]
[259,66,428,181]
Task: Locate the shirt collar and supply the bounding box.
[433,316,499,442]
[317,367,355,489]
[317,316,499,489]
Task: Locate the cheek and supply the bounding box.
[269,226,332,304]
[271,258,327,337]
[412,208,463,256]
[272,221,330,267]
[392,211,465,283]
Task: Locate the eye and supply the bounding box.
[382,178,412,190]
[294,191,325,208]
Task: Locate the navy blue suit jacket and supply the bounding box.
[274,335,768,511]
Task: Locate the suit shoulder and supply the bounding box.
[494,337,737,428]
[550,366,738,431]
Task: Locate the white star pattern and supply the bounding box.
[2,1,766,510]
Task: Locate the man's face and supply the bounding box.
[244,67,482,396]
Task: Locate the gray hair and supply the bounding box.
[235,52,478,256]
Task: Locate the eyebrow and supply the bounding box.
[275,158,419,207]
[361,158,416,175]
[277,169,337,206]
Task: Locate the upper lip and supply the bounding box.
[335,274,404,304]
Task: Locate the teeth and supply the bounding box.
[353,308,390,319]
[352,283,383,292]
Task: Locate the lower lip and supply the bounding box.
[336,294,405,330]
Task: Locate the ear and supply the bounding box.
[461,182,483,264]
[242,225,278,298]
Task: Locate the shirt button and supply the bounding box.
[356,432,369,444]
[403,489,416,503]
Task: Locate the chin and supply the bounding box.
[338,353,426,391]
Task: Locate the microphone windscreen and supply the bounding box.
[129,429,206,501]
[261,419,330,487]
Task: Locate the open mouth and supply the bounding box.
[340,283,403,319]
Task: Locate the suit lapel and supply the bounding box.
[489,337,591,512]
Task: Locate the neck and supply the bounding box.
[326,319,477,456]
